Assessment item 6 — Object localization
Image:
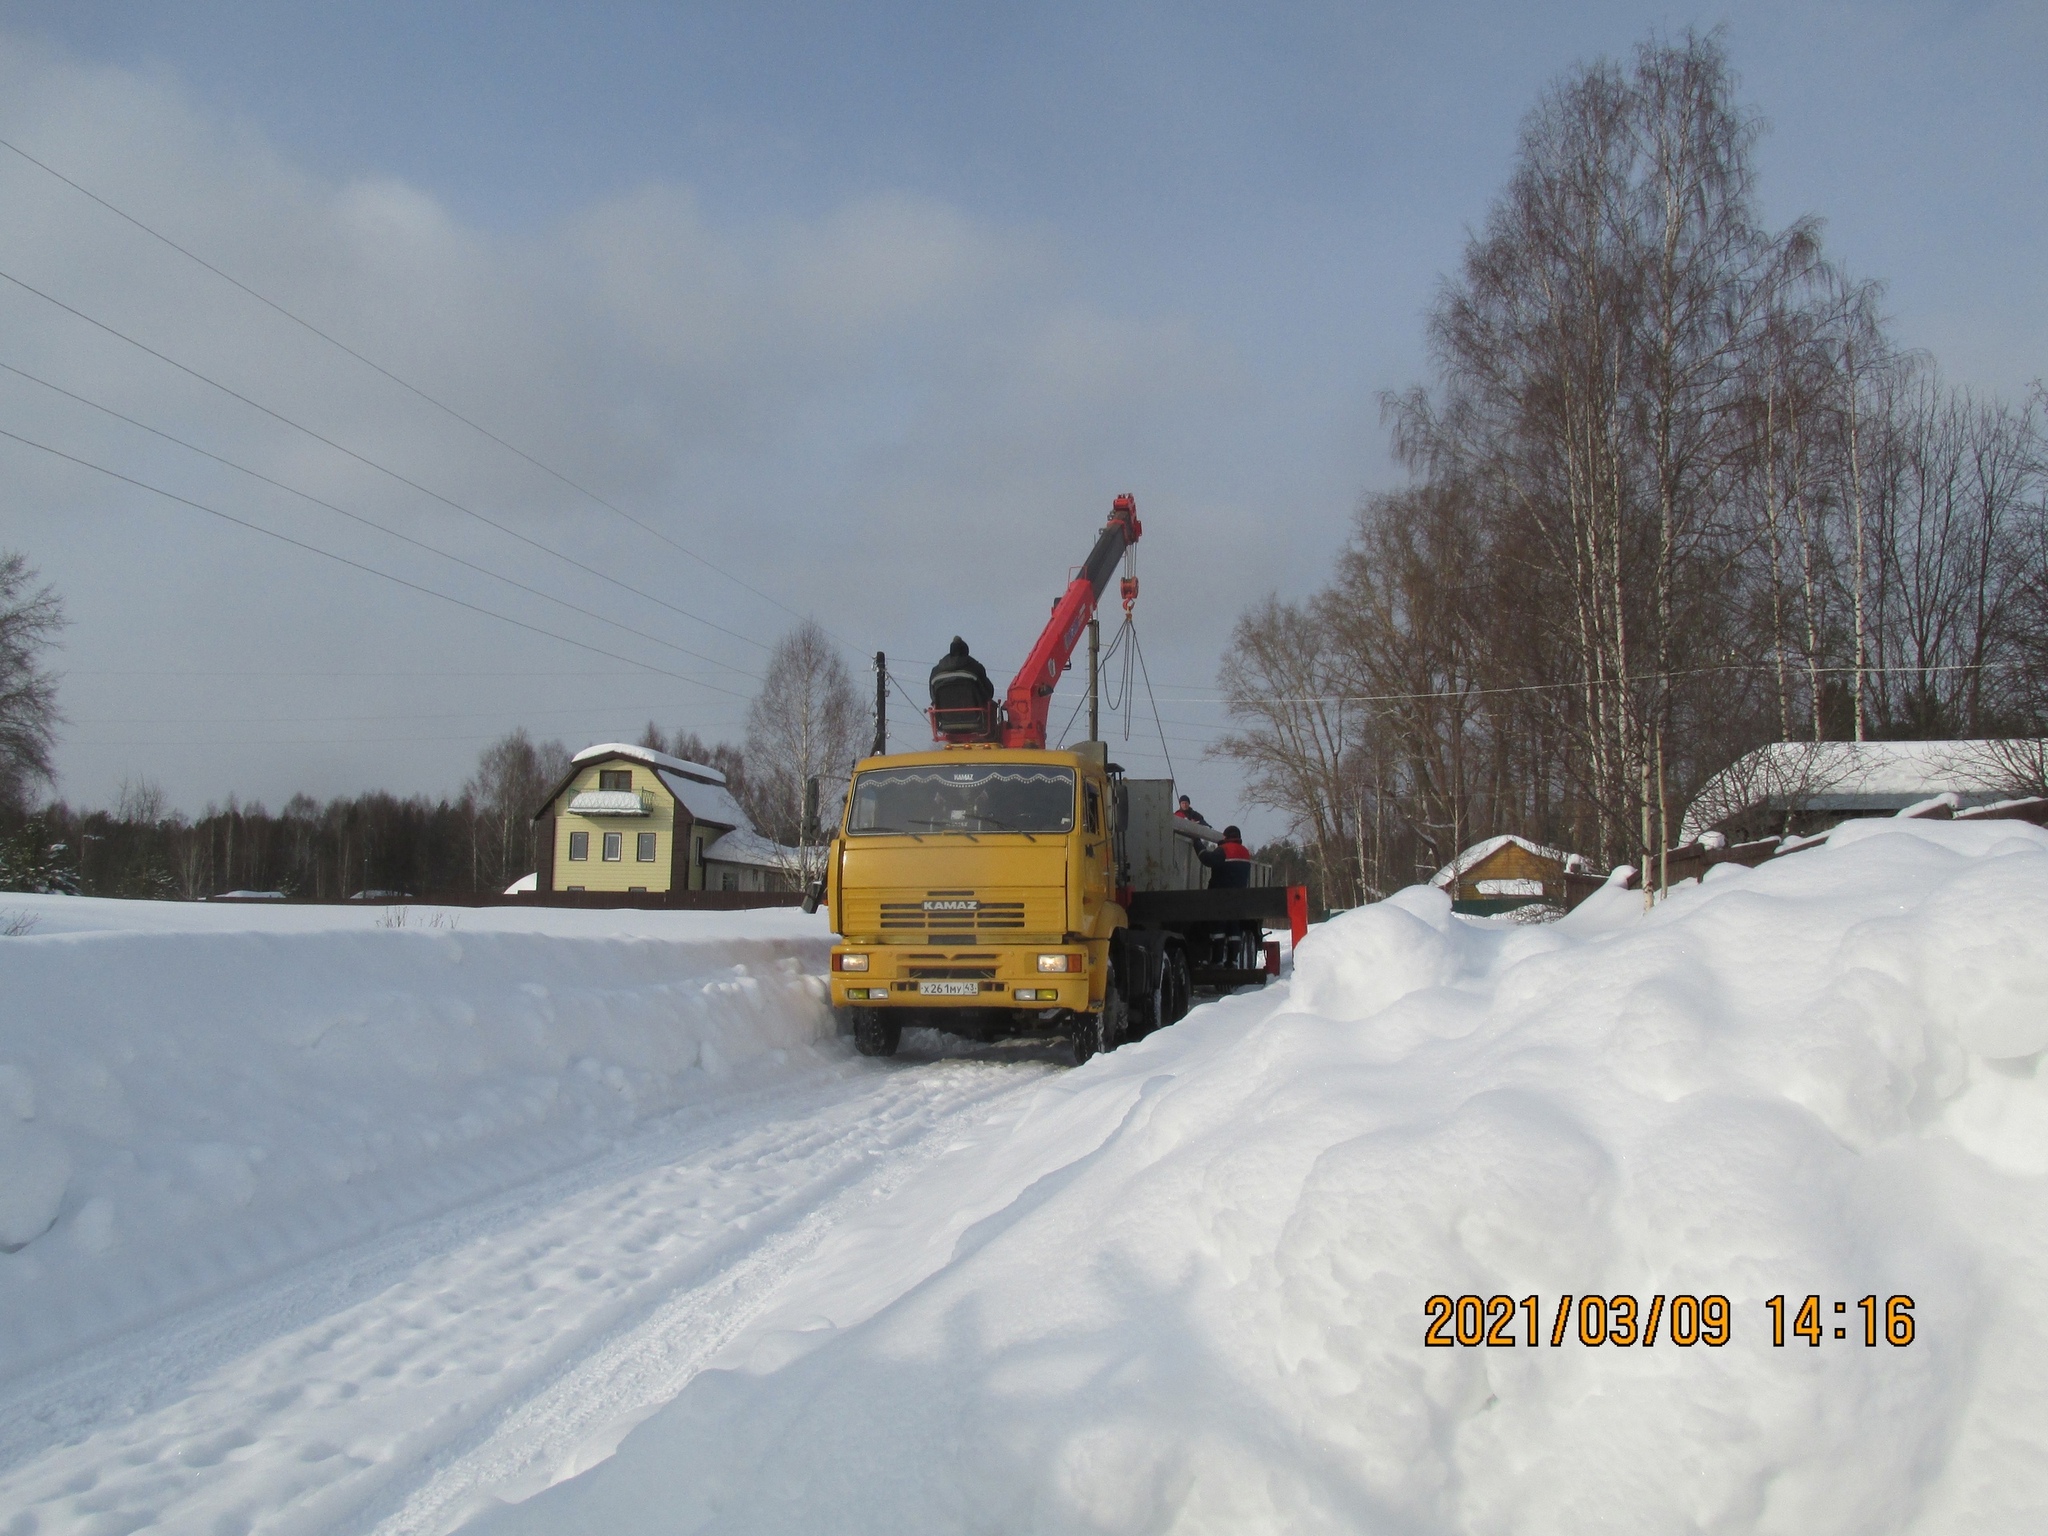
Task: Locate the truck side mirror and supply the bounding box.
[802,776,821,841]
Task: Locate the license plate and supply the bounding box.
[918,980,979,996]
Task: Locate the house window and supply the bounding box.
[636,832,657,862]
[628,885,646,893]
[720,872,737,891]
[568,830,589,861]
[566,885,584,892]
[603,831,623,861]
[599,769,632,791]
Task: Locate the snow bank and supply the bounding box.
[475,818,2048,1534]
[0,897,838,1375]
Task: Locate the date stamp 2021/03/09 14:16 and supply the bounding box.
[1423,1294,1918,1349]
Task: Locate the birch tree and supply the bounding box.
[745,621,863,882]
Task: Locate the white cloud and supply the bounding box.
[0,32,1284,821]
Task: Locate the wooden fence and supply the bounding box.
[204,889,805,911]
[1563,796,2048,911]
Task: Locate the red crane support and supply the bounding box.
[999,494,1142,749]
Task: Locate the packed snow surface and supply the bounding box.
[5,816,2048,1534]
[473,817,2048,1534]
[0,898,839,1375]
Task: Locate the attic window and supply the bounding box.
[599,769,632,791]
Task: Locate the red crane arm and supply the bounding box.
[1001,494,1142,748]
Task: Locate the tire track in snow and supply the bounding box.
[0,1048,1058,1536]
[363,1053,1050,1535]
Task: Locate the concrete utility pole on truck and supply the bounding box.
[810,495,1310,1065]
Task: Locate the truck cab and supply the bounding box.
[818,494,1301,1064]
[824,741,1163,1062]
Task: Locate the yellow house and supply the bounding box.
[532,743,792,895]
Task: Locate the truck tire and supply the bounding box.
[1072,975,1127,1066]
[852,1009,901,1058]
[1164,946,1192,1024]
[1129,955,1165,1040]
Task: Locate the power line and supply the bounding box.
[0,425,752,697]
[78,706,754,726]
[70,669,645,678]
[0,262,771,653]
[1140,659,2033,710]
[0,132,860,652]
[0,357,761,680]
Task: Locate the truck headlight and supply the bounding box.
[1036,953,1071,973]
[835,953,869,972]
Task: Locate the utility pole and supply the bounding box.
[1087,618,1100,742]
[872,651,887,756]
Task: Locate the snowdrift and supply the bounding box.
[476,818,2048,1534]
[0,899,838,1376]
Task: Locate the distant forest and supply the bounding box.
[0,724,746,900]
[1,599,880,900]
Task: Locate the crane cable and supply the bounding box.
[1129,620,1178,783]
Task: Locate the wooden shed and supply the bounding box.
[531,743,793,895]
[1429,835,1570,915]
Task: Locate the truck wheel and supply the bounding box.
[852,1009,901,1058]
[1130,961,1164,1041]
[1073,977,1127,1065]
[1164,947,1192,1024]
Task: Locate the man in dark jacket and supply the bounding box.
[1197,825,1253,889]
[1174,793,1211,826]
[929,636,993,707]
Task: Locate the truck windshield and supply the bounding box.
[847,765,1076,835]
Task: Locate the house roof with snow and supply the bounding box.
[1429,834,1568,889]
[1682,740,2036,840]
[570,741,726,786]
[534,743,745,827]
[703,828,795,872]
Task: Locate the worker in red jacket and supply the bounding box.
[1197,825,1253,889]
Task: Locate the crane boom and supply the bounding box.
[1000,494,1142,748]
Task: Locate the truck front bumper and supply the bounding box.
[830,943,1099,1010]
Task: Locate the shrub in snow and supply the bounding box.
[0,1121,68,1251]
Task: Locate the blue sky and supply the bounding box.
[0,1,2040,835]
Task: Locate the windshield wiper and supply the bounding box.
[970,814,1038,842]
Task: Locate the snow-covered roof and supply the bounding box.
[1682,740,2034,839]
[1429,834,1567,888]
[571,742,726,786]
[538,742,751,831]
[703,828,796,871]
[504,872,538,894]
[566,789,649,816]
[653,769,751,831]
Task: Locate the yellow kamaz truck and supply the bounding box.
[810,497,1307,1064]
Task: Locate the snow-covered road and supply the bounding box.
[0,1033,1061,1536]
[10,816,2048,1533]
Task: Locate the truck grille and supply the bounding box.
[845,888,1063,942]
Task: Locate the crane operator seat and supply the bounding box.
[929,636,996,741]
